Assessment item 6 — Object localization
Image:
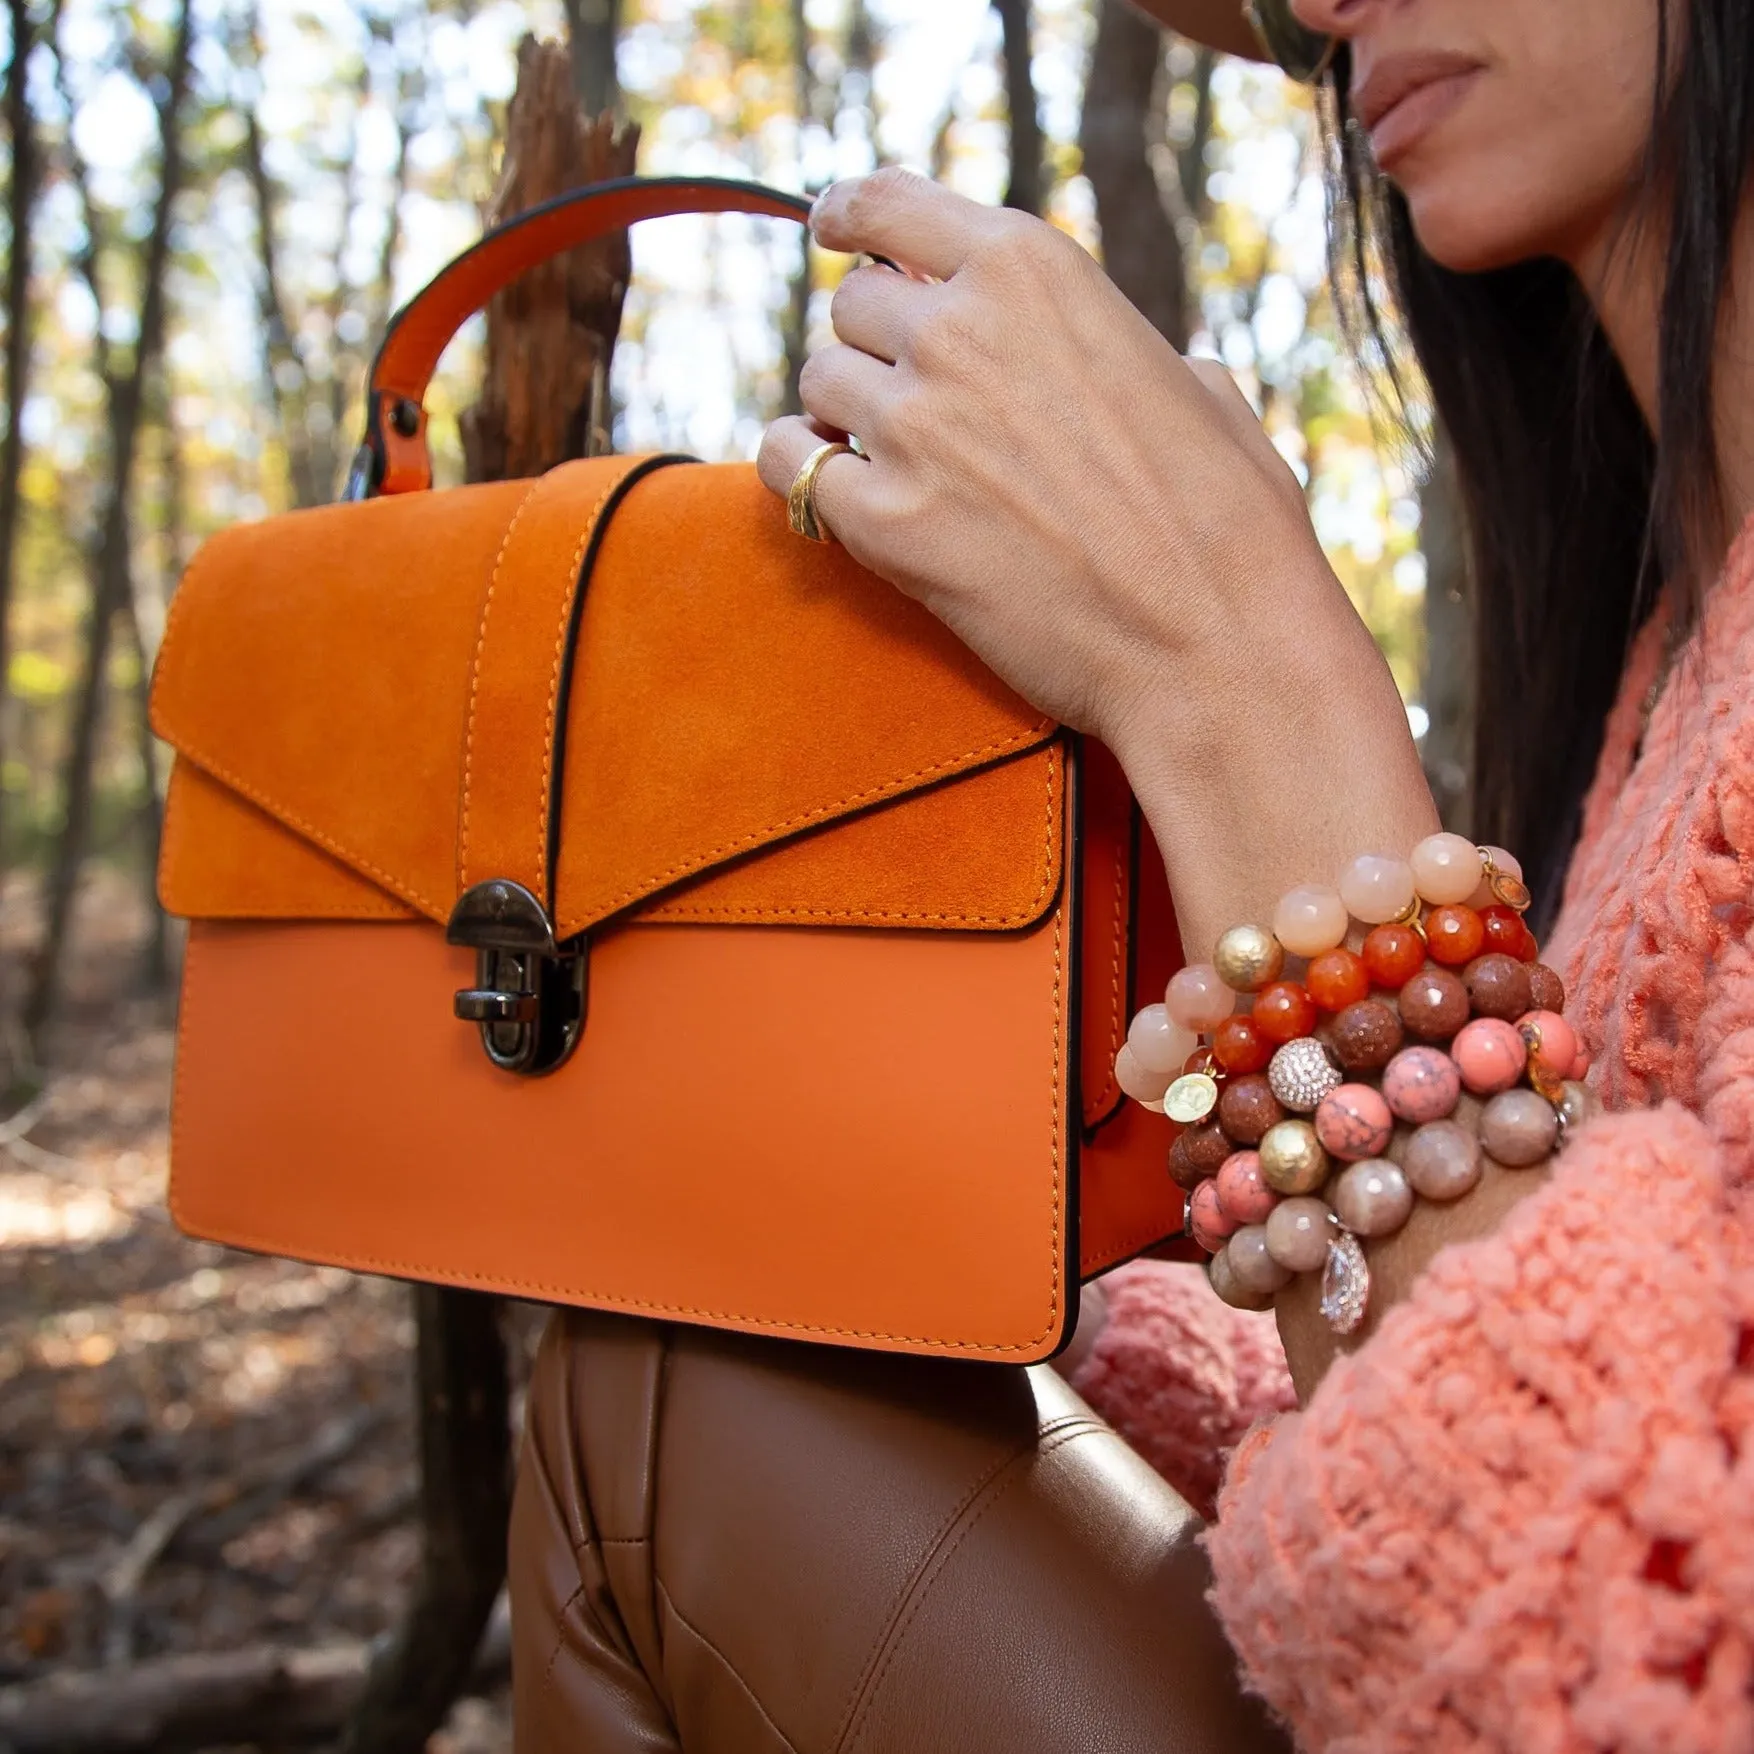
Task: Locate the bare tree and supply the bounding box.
[1420,433,1473,830]
[993,0,1043,215]
[0,0,43,873]
[562,0,620,117]
[1079,2,1192,347]
[23,0,195,1044]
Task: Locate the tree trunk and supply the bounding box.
[1079,0,1188,347]
[0,0,41,875]
[562,0,620,118]
[23,0,194,1047]
[993,0,1043,215]
[347,40,639,1754]
[1419,432,1473,832]
[781,0,814,417]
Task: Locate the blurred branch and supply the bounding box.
[0,0,47,878]
[24,0,195,1046]
[561,0,620,118]
[992,0,1043,215]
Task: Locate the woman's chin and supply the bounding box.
[1400,182,1557,277]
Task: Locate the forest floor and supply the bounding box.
[0,869,514,1751]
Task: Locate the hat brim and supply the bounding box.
[1129,0,1265,61]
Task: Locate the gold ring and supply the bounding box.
[786,441,854,543]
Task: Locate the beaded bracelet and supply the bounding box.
[1112,834,1598,1334]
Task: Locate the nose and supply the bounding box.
[1289,0,1376,35]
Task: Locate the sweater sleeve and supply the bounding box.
[1205,1104,1754,1754]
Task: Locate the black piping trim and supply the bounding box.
[544,452,701,920]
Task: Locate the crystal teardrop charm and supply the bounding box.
[1319,1230,1370,1335]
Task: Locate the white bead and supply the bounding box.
[1272,885,1349,956]
[1166,963,1235,1032]
[1114,1043,1173,1103]
[1127,1003,1195,1075]
[1409,832,1482,906]
[1337,853,1416,925]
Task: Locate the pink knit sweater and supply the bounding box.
[1087,514,1754,1750]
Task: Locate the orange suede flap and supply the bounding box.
[151,458,1062,936]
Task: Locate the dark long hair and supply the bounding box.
[1320,3,1754,916]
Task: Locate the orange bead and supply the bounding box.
[1426,904,1486,966]
[1306,947,1370,1013]
[1361,923,1426,990]
[1252,980,1317,1044]
[1481,904,1538,963]
[1211,1014,1273,1076]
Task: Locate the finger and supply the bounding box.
[810,168,998,281]
[754,414,874,545]
[797,342,893,445]
[830,262,934,365]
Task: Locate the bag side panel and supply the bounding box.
[168,905,1075,1362]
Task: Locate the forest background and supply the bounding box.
[0,0,1467,1748]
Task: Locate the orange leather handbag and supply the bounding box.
[150,178,1188,1364]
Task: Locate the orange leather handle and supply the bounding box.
[351,176,813,499]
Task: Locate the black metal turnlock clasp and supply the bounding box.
[445,879,588,1076]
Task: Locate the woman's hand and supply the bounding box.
[758,169,1335,766]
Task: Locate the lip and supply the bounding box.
[1353,50,1486,168]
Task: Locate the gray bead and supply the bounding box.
[1479,1088,1560,1167]
[1402,1119,1483,1202]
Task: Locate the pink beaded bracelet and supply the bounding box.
[1112,835,1595,1334]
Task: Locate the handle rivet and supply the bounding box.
[390,398,421,438]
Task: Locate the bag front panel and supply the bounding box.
[169,899,1077,1362]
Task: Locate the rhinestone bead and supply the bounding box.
[1272,885,1350,957]
[1267,1036,1343,1113]
[1213,925,1285,994]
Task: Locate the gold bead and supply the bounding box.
[1258,1119,1330,1195]
[1213,923,1285,994]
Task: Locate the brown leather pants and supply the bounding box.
[509,1309,1289,1753]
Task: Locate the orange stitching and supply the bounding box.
[537,465,640,902]
[164,755,442,915]
[637,748,1063,932]
[458,475,548,894]
[561,724,1057,929]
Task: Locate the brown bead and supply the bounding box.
[1170,1120,1231,1190]
[1463,952,1533,1021]
[1398,965,1471,1042]
[1330,998,1405,1072]
[1528,963,1567,1013]
[1217,1073,1285,1146]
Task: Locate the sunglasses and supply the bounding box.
[1242,0,1337,84]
